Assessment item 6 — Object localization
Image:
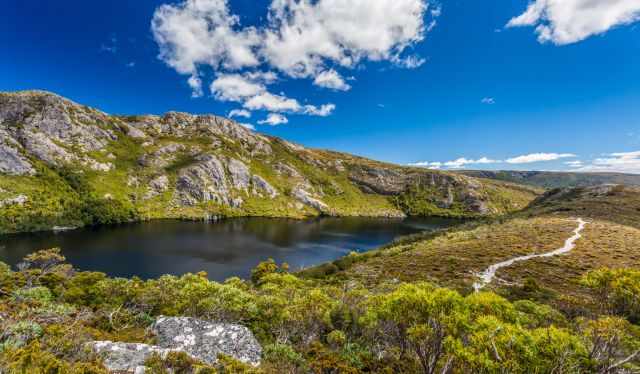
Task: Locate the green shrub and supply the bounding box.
[13,286,53,304]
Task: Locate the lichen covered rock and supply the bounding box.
[89,341,176,373]
[175,154,230,206]
[152,316,262,367]
[89,316,262,372]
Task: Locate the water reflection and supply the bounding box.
[0,217,456,281]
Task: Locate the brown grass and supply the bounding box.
[340,215,640,299]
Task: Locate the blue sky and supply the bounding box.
[2,0,640,173]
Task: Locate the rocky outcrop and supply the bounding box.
[348,165,409,195]
[348,163,496,215]
[152,316,262,366]
[89,316,262,372]
[144,175,170,199]
[90,341,176,373]
[274,162,301,178]
[176,154,230,206]
[0,91,117,169]
[293,186,330,214]
[227,158,251,190]
[138,143,187,168]
[0,194,28,208]
[123,112,272,156]
[121,122,147,139]
[0,131,35,175]
[251,175,278,198]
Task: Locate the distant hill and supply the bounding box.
[456,170,640,189]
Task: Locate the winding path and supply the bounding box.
[473,218,588,291]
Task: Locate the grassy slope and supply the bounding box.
[306,185,640,312]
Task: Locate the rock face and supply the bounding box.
[138,143,187,168]
[0,91,116,169]
[145,175,170,199]
[152,316,262,367]
[293,186,330,214]
[227,158,251,190]
[176,154,230,206]
[348,163,496,215]
[0,132,35,175]
[251,175,278,198]
[89,316,262,372]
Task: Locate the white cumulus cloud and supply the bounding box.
[313,70,351,91]
[211,74,266,101]
[481,97,495,105]
[258,113,289,126]
[564,160,583,167]
[507,0,640,45]
[408,161,442,169]
[243,92,302,112]
[187,75,203,97]
[228,109,251,118]
[262,0,433,77]
[151,0,260,75]
[152,0,438,121]
[577,151,640,174]
[410,157,499,170]
[211,73,334,115]
[506,153,576,164]
[444,157,499,169]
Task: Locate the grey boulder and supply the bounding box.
[152,316,262,367]
[89,316,262,372]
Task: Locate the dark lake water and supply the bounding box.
[0,217,456,281]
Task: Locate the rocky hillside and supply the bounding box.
[0,91,539,234]
[458,170,640,189]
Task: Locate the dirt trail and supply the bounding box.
[473,218,588,291]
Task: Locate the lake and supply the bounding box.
[0,217,457,281]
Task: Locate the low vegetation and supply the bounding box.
[1,249,639,373]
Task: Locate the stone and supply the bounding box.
[227,158,251,190]
[145,175,170,199]
[0,135,35,176]
[175,154,230,206]
[89,317,262,372]
[0,194,28,208]
[127,175,140,188]
[138,143,186,168]
[122,123,147,139]
[251,175,278,198]
[123,112,272,156]
[82,158,113,172]
[89,341,178,373]
[151,175,169,190]
[292,186,330,214]
[274,162,301,178]
[152,316,262,367]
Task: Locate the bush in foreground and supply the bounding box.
[0,249,639,373]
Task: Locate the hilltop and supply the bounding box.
[0,91,539,234]
[457,170,640,189]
